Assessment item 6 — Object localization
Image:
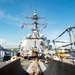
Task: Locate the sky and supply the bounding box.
[0,0,75,48]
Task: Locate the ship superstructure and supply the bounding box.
[19,11,51,56]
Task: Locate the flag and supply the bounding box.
[21,25,24,29]
[43,25,47,28]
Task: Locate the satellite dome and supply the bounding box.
[40,34,44,38]
[27,34,31,38]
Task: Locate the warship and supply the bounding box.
[0,11,75,75]
[19,10,51,58]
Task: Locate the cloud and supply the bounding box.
[3,42,19,48]
[2,42,19,48]
[0,38,19,48]
[50,31,61,40]
[0,39,6,44]
[0,11,5,18]
[0,10,23,26]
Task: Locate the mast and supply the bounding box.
[20,10,50,52]
[29,10,39,35]
[24,10,47,38]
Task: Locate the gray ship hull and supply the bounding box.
[0,58,75,75]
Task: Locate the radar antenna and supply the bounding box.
[22,10,47,36]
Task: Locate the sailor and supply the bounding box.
[44,49,50,63]
[30,58,40,75]
[11,53,24,62]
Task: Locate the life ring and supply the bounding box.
[11,56,17,61]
